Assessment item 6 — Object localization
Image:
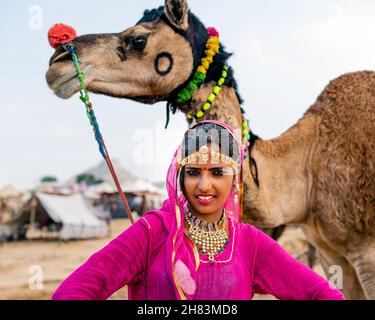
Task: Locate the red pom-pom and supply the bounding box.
[48,23,77,48]
[207,27,219,38]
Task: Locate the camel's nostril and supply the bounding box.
[49,48,71,66]
[116,47,127,61]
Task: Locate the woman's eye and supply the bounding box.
[212,170,224,176]
[186,170,200,176]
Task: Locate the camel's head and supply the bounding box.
[46,0,210,104]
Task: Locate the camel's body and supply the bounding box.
[46,1,375,299]
[247,71,375,299]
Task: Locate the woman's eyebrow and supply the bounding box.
[185,166,227,171]
[209,167,226,171]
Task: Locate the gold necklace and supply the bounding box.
[184,207,229,263]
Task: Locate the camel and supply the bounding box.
[45,0,375,299]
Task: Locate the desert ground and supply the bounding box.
[0,219,324,300]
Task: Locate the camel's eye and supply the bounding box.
[130,36,147,51]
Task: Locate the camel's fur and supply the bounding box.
[45,0,375,299]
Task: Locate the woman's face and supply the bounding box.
[183,146,235,221]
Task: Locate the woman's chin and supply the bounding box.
[189,203,220,216]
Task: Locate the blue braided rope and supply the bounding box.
[65,44,107,158]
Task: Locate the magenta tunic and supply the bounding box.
[52,210,344,300]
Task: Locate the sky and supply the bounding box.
[0,0,374,190]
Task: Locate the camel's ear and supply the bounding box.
[164,0,189,31]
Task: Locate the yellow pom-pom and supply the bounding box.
[213,86,221,95]
[206,55,213,63]
[196,110,204,118]
[187,114,193,119]
[201,59,209,70]
[207,38,220,53]
[207,38,218,46]
[206,40,220,48]
[207,43,219,53]
[208,93,216,102]
[207,37,219,46]
[197,66,207,74]
[203,103,211,111]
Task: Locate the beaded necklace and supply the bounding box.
[184,207,229,263]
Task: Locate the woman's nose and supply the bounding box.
[197,174,212,193]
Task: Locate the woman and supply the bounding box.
[52,120,344,300]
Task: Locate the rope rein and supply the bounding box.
[63,43,135,224]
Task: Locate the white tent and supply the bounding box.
[121,179,165,194]
[0,193,108,240]
[84,182,116,199]
[37,193,108,240]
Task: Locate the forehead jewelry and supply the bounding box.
[179,145,239,171]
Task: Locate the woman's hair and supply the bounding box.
[179,122,240,194]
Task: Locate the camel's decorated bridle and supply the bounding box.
[48,23,135,224]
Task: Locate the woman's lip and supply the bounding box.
[196,195,215,205]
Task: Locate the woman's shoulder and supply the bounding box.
[230,219,262,245]
[235,219,260,235]
[238,221,284,256]
[234,220,279,248]
[139,201,174,234]
[139,212,167,233]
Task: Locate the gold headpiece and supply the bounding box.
[179,145,239,171]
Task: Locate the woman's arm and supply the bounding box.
[251,227,344,300]
[52,219,150,300]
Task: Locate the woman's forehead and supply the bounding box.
[185,162,232,170]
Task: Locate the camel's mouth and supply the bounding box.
[46,64,93,99]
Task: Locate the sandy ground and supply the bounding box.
[0,219,324,300]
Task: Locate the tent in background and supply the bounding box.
[0,184,25,198]
[0,193,108,241]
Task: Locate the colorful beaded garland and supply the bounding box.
[186,64,228,120]
[241,117,252,160]
[176,27,220,105]
[176,26,253,161]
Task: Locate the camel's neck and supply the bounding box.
[178,83,244,131]
[245,114,318,226]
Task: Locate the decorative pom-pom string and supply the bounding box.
[175,27,220,105]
